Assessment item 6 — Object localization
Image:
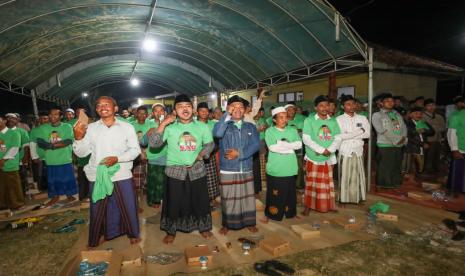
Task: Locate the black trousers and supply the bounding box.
[376,147,403,188]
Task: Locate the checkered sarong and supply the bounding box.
[132,160,147,191]
[304,161,336,213]
[205,154,220,200]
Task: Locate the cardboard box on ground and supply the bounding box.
[60,245,143,276]
[185,245,213,266]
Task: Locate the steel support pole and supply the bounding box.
[31,89,39,118]
[367,47,374,192]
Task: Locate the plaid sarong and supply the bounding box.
[304,161,336,213]
[204,154,220,200]
[132,159,147,191]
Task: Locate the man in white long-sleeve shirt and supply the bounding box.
[336,95,370,204]
[73,96,141,248]
[447,96,465,196]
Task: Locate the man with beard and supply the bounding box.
[0,115,24,210]
[214,95,260,235]
[36,107,77,206]
[73,96,141,248]
[140,103,167,208]
[147,95,214,244]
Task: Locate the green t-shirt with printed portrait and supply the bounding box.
[302,115,340,163]
[131,120,155,140]
[41,123,74,166]
[0,128,21,172]
[265,126,301,177]
[256,117,267,140]
[29,125,45,160]
[448,110,465,151]
[163,120,213,166]
[146,120,167,161]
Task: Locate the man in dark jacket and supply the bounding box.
[213,95,260,235]
[404,107,435,178]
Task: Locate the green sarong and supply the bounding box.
[146,164,166,206]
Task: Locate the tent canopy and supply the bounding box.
[0,0,367,102]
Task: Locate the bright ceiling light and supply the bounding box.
[142,38,157,52]
[82,92,88,97]
[210,93,216,99]
[130,78,140,87]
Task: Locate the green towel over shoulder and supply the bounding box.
[92,163,121,203]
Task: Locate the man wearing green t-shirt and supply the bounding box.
[30,111,49,191]
[0,115,24,210]
[6,113,30,195]
[37,107,77,206]
[197,102,220,204]
[141,103,167,208]
[447,96,465,195]
[262,107,302,222]
[147,94,215,244]
[302,95,341,215]
[64,108,77,126]
[372,93,407,189]
[131,106,154,200]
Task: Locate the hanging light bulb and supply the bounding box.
[130,78,140,87]
[142,38,157,52]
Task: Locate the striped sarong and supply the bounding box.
[304,161,336,213]
[204,154,220,200]
[88,178,140,247]
[339,154,366,204]
[220,171,256,229]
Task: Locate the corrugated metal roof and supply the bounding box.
[0,0,367,100]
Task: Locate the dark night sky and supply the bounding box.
[329,0,465,68]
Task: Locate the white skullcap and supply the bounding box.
[271,106,287,117]
[5,113,17,118]
[65,108,75,114]
[284,104,296,109]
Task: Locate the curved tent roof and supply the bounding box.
[0,0,367,103]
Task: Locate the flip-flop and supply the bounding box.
[265,260,295,274]
[52,225,76,233]
[254,262,282,276]
[66,218,85,226]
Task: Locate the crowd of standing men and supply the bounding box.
[0,90,464,248]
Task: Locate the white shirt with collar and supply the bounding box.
[336,112,370,157]
[73,119,141,182]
